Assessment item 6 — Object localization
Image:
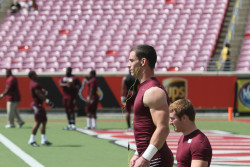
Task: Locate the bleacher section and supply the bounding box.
[236,15,250,71]
[0,0,228,73]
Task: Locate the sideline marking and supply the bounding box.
[77,129,250,167]
[0,134,44,167]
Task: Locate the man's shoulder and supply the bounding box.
[126,74,131,79]
[89,77,97,82]
[73,75,80,80]
[146,86,165,95]
[30,81,40,88]
[7,75,15,81]
[90,78,99,86]
[143,86,167,108]
[190,130,210,144]
[143,77,161,87]
[60,75,67,79]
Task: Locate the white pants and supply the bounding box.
[7,101,23,126]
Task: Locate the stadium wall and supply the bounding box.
[0,71,244,114]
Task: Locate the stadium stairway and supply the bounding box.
[208,0,236,71]
[231,0,250,71]
[209,0,250,71]
[0,0,12,23]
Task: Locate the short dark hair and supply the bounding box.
[28,70,36,79]
[66,67,72,72]
[225,43,230,47]
[6,69,12,76]
[130,44,157,69]
[90,70,96,76]
[169,99,196,122]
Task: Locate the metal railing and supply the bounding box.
[207,57,232,71]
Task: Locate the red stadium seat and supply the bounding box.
[167,67,180,72]
[0,0,229,72]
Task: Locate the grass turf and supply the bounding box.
[0,112,249,167]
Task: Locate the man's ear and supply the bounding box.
[141,58,147,66]
[181,114,188,121]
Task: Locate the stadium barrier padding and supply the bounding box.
[0,74,237,115]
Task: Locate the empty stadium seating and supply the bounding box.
[236,17,250,71]
[0,0,228,72]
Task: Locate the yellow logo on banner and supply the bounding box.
[162,77,187,103]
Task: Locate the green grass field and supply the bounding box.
[0,112,250,167]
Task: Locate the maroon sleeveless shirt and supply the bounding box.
[133,77,173,167]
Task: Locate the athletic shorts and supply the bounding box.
[32,105,47,122]
[85,97,99,114]
[139,143,173,167]
[63,98,76,113]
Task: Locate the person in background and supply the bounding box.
[9,0,21,14]
[220,43,231,70]
[128,45,173,167]
[121,70,139,130]
[59,67,81,130]
[19,0,31,13]
[223,43,231,71]
[29,0,38,11]
[169,98,212,167]
[19,0,37,13]
[28,71,53,146]
[0,69,25,128]
[85,70,99,129]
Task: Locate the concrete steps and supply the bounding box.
[208,0,236,71]
[230,0,250,70]
[0,0,13,23]
[209,0,250,71]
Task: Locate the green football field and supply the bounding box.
[0,112,250,167]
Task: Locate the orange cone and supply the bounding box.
[228,107,233,121]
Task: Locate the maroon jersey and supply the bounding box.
[133,77,173,167]
[60,75,81,99]
[5,76,20,102]
[87,77,99,99]
[176,129,212,167]
[30,80,43,106]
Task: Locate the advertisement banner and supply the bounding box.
[162,77,187,103]
[157,76,236,108]
[0,75,237,111]
[237,79,250,113]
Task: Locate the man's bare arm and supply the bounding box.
[143,87,170,149]
[191,160,209,167]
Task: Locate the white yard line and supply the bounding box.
[0,134,44,167]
